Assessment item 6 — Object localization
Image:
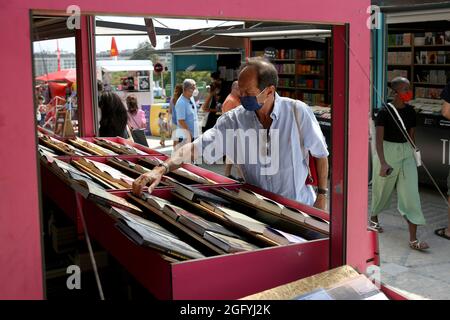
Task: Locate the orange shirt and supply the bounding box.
[222,94,241,113]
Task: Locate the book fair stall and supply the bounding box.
[0,0,407,301]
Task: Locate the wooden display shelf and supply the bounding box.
[75,186,330,299]
[272,59,295,62]
[414,44,450,48]
[413,82,447,87]
[277,86,297,90]
[298,73,324,76]
[388,46,412,49]
[297,59,325,63]
[387,64,412,67]
[296,88,325,92]
[414,64,450,67]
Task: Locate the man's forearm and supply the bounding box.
[315,157,329,190]
[159,142,199,175]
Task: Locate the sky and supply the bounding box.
[33,16,243,54]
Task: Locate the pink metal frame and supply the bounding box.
[0,0,371,299]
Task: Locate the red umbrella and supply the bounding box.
[36,68,76,83]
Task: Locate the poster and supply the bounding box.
[141,105,151,136]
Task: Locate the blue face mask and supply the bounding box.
[240,88,268,111]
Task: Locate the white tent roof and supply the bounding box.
[97,60,154,72]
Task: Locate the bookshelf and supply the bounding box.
[251,39,331,106]
[387,30,450,100]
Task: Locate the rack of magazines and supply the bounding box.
[38,131,335,299]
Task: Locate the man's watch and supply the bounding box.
[157,162,170,175]
[317,188,329,195]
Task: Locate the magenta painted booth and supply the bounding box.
[0,0,373,299]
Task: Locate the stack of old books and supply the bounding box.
[112,206,205,260]
[129,192,260,254]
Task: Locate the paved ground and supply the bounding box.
[147,136,450,300]
[368,186,450,300]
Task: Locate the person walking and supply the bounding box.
[370,77,429,251]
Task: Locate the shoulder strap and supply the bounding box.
[292,101,308,161]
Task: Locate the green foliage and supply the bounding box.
[109,71,128,85]
[175,71,210,89]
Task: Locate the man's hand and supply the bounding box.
[379,163,393,177]
[313,194,327,211]
[132,167,165,196]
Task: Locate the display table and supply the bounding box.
[39,136,331,299]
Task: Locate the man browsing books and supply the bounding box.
[133,57,329,210]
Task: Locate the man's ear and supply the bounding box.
[269,85,276,96]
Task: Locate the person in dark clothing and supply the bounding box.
[98,91,128,138]
[370,77,428,251]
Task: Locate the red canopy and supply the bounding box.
[36,68,76,83]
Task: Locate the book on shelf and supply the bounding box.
[420,51,428,65]
[172,183,232,206]
[211,187,329,234]
[131,191,192,222]
[425,32,434,46]
[262,227,307,245]
[115,214,205,260]
[70,173,142,214]
[427,51,437,64]
[44,157,93,184]
[140,193,174,211]
[237,188,284,215]
[38,144,58,160]
[281,205,330,233]
[93,138,148,155]
[437,51,447,65]
[71,158,135,189]
[387,52,412,65]
[445,31,450,45]
[177,210,240,238]
[203,231,259,253]
[388,33,411,46]
[107,157,151,178]
[435,32,445,45]
[199,200,309,245]
[415,87,443,99]
[39,134,91,156]
[69,137,117,156]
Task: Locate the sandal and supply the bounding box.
[409,240,429,251]
[369,220,384,233]
[435,228,450,240]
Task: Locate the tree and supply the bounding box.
[130,41,158,63]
